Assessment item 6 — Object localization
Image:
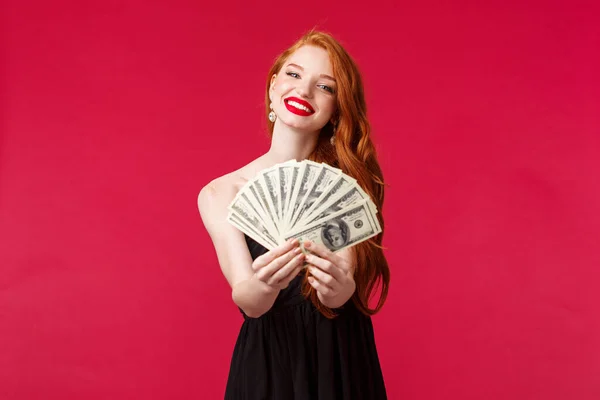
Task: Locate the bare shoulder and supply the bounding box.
[197,174,237,213]
[197,157,267,226]
[196,170,255,288]
[197,173,244,231]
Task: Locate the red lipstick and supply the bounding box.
[284,97,315,116]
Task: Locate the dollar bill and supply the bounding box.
[300,184,377,226]
[283,162,305,229]
[297,174,357,224]
[260,167,281,230]
[243,178,279,239]
[277,160,297,229]
[227,212,277,250]
[241,183,279,237]
[289,163,341,229]
[228,194,280,247]
[283,199,381,253]
[285,160,321,231]
[246,182,267,219]
[251,177,280,240]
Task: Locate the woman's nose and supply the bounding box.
[296,81,313,98]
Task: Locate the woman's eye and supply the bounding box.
[286,71,335,94]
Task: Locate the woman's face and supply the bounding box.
[269,45,337,132]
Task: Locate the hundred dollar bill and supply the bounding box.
[251,177,280,239]
[277,160,297,228]
[260,166,282,230]
[246,182,267,219]
[236,179,277,239]
[300,184,377,227]
[283,199,381,253]
[228,192,279,246]
[284,162,301,224]
[284,160,322,231]
[227,212,276,250]
[298,174,357,224]
[289,163,341,230]
[283,162,306,229]
[240,182,279,238]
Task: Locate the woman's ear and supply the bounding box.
[269,74,276,102]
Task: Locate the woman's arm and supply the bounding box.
[197,182,303,318]
[231,278,280,318]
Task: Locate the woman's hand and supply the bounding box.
[251,238,305,292]
[303,239,356,308]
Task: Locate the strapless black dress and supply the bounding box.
[224,234,387,400]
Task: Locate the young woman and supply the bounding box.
[198,29,390,399]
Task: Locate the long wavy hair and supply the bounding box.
[264,29,390,318]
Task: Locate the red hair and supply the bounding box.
[264,29,390,318]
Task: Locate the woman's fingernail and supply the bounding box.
[304,240,312,248]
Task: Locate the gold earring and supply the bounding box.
[269,103,277,122]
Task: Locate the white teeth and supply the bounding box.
[287,100,312,113]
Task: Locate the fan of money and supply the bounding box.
[227,159,381,253]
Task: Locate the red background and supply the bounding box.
[1,1,599,399]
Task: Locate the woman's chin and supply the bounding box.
[280,119,328,133]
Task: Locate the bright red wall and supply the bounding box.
[1,1,599,399]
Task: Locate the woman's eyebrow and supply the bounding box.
[286,63,336,82]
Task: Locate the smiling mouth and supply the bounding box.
[284,98,315,116]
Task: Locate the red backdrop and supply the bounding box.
[1,1,599,399]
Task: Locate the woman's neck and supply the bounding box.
[263,120,320,165]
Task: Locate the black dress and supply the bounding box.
[224,234,387,400]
